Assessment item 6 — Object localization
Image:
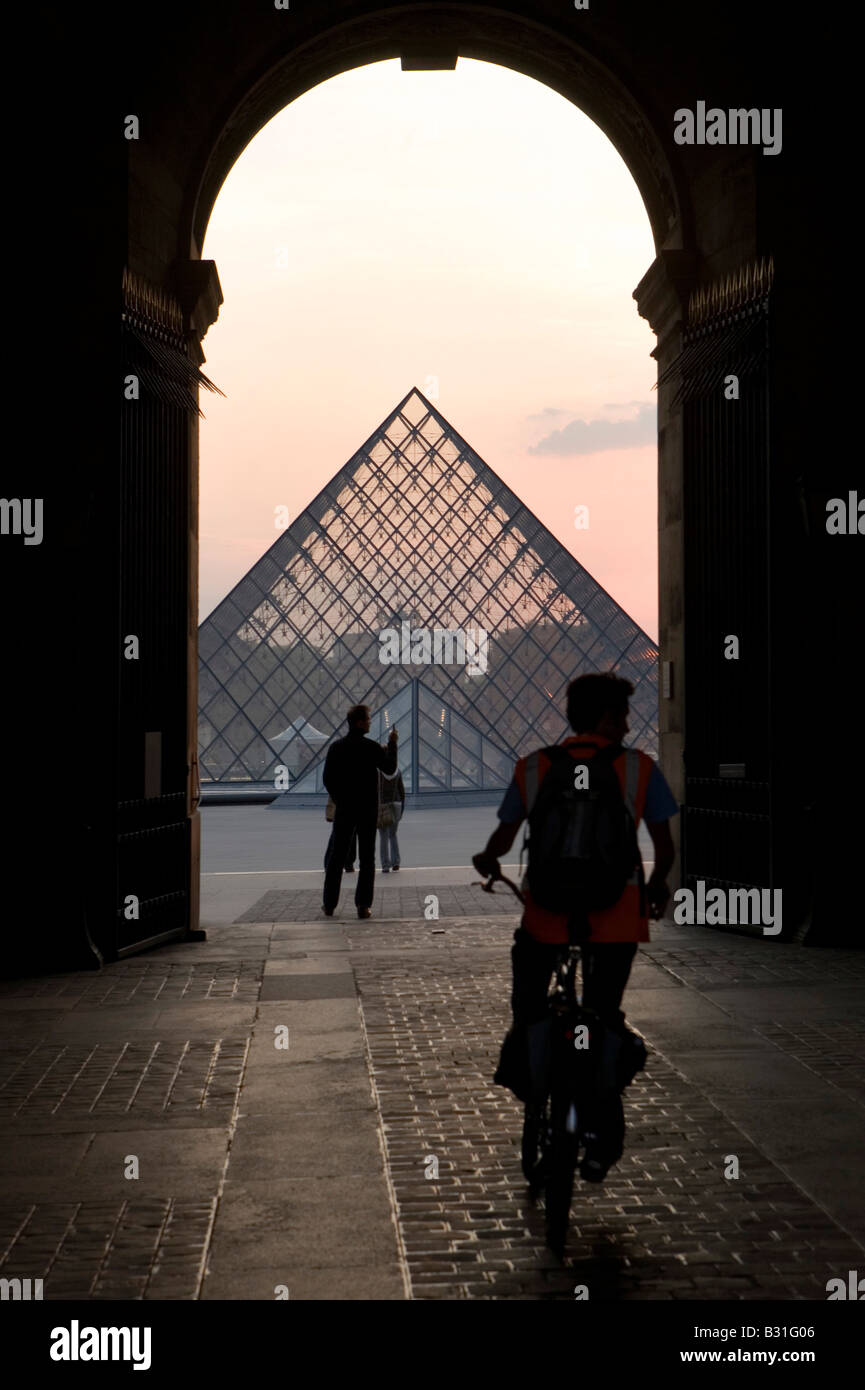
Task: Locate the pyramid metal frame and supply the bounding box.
[198,388,659,791]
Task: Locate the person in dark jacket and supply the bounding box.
[322,705,398,918]
[323,826,357,873]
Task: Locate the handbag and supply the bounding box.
[378,801,396,830]
[325,798,336,823]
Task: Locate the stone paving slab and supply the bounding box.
[237,1057,373,1116]
[202,1178,403,1275]
[259,973,357,1000]
[224,1109,384,1181]
[263,955,356,974]
[200,1262,404,1300]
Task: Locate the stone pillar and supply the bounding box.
[633,250,699,887]
[172,259,223,933]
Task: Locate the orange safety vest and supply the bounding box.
[513,734,654,945]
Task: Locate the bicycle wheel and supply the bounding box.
[544,1097,579,1254]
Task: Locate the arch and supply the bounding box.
[183,3,693,266]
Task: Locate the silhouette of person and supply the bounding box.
[322,705,398,918]
[473,672,677,1179]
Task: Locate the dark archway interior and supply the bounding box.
[6,1,856,979]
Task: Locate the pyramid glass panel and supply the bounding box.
[198,388,659,792]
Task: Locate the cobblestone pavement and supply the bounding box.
[0,959,261,1299]
[0,1199,216,1299]
[237,885,522,921]
[0,960,265,1004]
[754,1021,865,1104]
[0,1038,250,1123]
[348,919,865,1300]
[641,944,865,988]
[1,912,863,1301]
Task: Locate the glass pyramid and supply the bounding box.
[198,388,658,792]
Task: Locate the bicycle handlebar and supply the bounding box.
[470,854,525,904]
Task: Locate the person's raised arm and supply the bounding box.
[378,726,398,774]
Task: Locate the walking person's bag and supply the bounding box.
[378,802,396,830]
[325,798,336,823]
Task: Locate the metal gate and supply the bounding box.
[115,271,214,957]
[661,260,775,924]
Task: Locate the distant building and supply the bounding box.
[198,388,658,796]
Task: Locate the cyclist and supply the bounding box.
[473,671,678,1178]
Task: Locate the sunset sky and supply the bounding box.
[199,58,659,639]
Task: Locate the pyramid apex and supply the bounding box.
[395,383,436,409]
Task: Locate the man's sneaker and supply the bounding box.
[392,865,400,871]
[382,867,390,873]
[357,908,371,919]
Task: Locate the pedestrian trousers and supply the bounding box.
[323,808,378,912]
[379,823,400,869]
[324,827,357,871]
[510,927,638,1029]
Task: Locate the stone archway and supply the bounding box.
[183,5,691,262]
[120,0,813,960]
[165,5,702,923]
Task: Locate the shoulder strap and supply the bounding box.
[524,745,564,815]
[523,750,542,815]
[588,743,638,820]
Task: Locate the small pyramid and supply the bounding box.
[198,388,658,788]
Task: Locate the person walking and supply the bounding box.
[473,671,677,1180]
[322,705,398,919]
[378,765,406,872]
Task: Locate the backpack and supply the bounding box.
[522,742,642,922]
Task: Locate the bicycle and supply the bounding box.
[472,855,646,1256]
